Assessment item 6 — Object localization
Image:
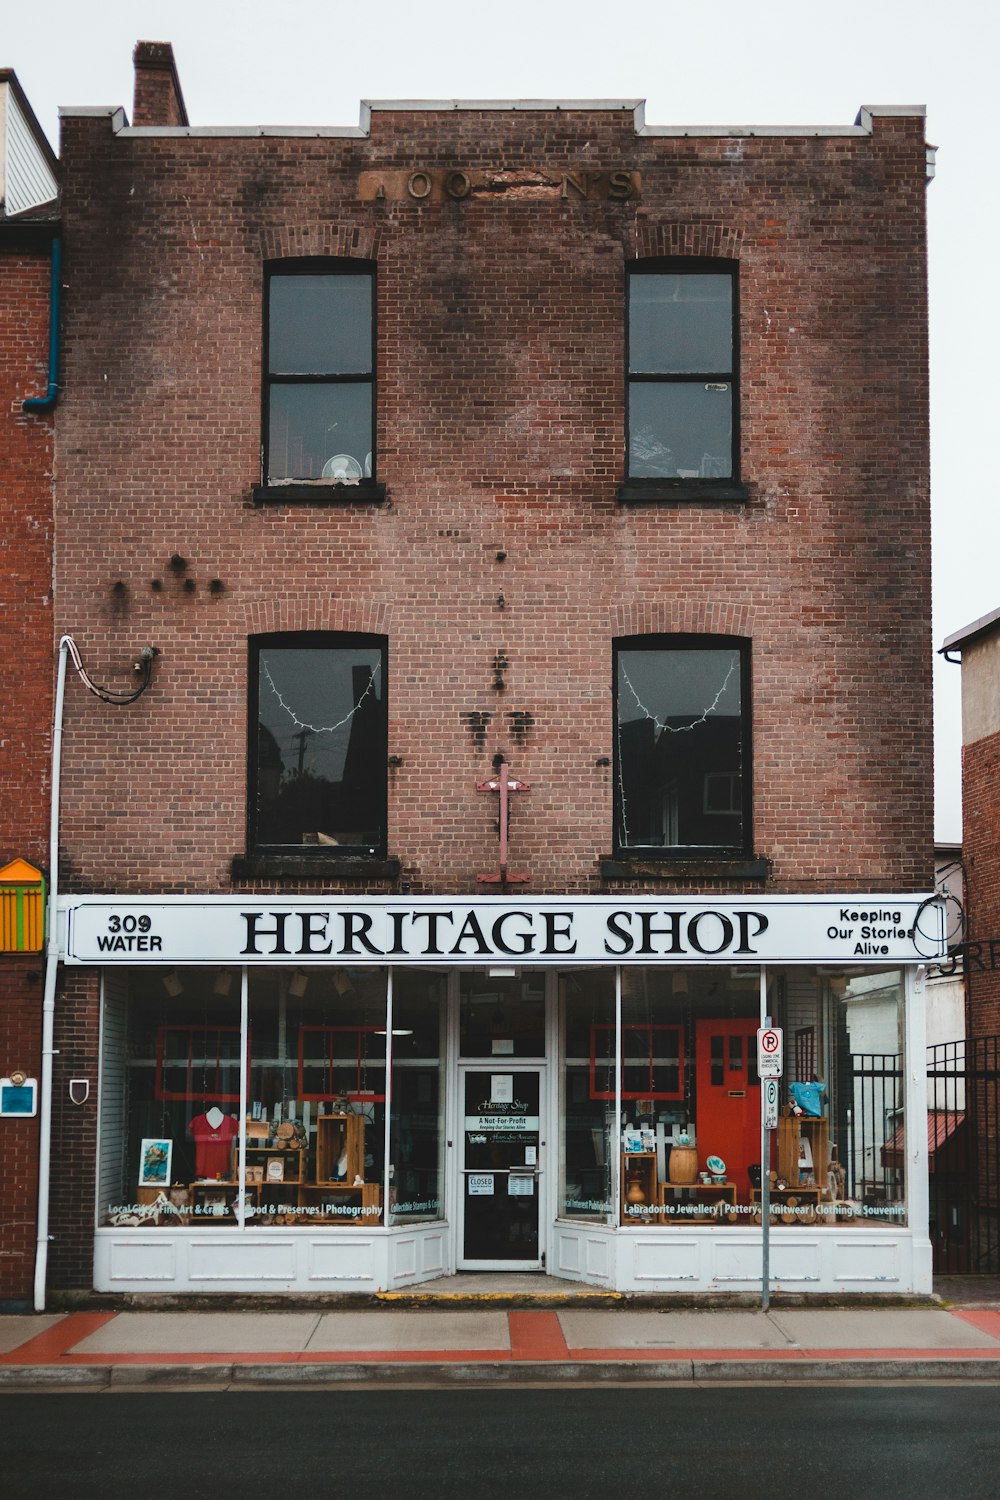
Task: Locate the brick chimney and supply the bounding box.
[132,41,189,128]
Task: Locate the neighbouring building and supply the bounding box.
[938,610,1000,1271]
[0,69,58,1308]
[941,610,1000,1040]
[15,41,941,1301]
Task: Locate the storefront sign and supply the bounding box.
[60,894,941,967]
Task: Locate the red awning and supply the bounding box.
[881,1110,965,1171]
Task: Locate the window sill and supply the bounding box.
[616,480,750,505]
[252,481,387,505]
[601,855,771,882]
[231,854,401,883]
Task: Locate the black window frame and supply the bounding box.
[257,258,383,503]
[612,634,752,860]
[619,258,745,504]
[247,631,389,860]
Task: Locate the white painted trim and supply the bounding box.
[903,965,933,1294]
[55,99,927,143]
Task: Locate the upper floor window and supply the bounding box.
[249,633,387,856]
[613,636,750,858]
[626,262,737,487]
[264,261,374,484]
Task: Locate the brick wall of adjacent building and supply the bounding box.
[0,225,55,1302]
[47,969,100,1291]
[51,100,933,909]
[962,731,1000,1038]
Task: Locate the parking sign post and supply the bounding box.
[758,1024,783,1312]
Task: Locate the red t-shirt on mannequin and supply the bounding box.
[189,1107,238,1177]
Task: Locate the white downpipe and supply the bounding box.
[34,635,72,1312]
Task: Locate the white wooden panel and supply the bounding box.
[103,1236,176,1283]
[631,1235,702,1282]
[189,1237,298,1281]
[307,1236,378,1282]
[832,1236,901,1283]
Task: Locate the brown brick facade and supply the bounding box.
[37,68,933,1289]
[962,732,1000,1037]
[0,227,55,1302]
[52,105,933,909]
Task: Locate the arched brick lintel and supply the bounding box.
[240,597,393,638]
[611,600,755,639]
[259,224,382,263]
[628,222,744,261]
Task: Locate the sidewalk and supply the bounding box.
[4,1277,1000,1388]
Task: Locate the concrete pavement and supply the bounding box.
[4,1277,1000,1387]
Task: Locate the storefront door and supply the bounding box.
[460,1068,543,1268]
[694,1017,761,1200]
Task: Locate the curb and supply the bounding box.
[3,1357,1000,1389]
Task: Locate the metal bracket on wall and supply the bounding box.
[476,761,531,887]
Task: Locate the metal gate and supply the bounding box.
[926,1036,1000,1274]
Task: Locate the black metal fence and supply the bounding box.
[843,1053,905,1206]
[928,1036,1000,1274]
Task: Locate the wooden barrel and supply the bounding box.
[669,1145,698,1184]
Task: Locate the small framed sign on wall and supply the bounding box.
[1,1072,38,1117]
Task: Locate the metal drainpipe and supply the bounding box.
[22,236,61,412]
[34,636,71,1311]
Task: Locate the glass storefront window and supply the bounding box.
[389,971,446,1224]
[99,966,390,1229]
[245,967,386,1227]
[460,971,545,1057]
[836,968,907,1227]
[98,960,908,1239]
[559,971,615,1222]
[612,966,907,1229]
[98,969,242,1227]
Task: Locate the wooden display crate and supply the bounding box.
[316,1112,365,1185]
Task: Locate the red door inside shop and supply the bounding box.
[695,1018,760,1201]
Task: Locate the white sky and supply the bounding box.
[6,0,999,844]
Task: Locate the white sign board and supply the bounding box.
[59,894,941,967]
[468,1175,494,1196]
[763,1078,779,1129]
[490,1075,514,1104]
[757,1027,783,1078]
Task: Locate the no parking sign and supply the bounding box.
[757,1027,783,1078]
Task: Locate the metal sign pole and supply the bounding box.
[760,988,771,1313]
[758,975,783,1314]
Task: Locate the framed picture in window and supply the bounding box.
[139,1137,173,1187]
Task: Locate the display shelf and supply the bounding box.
[316,1113,365,1185]
[297,1181,382,1223]
[659,1181,737,1223]
[232,1143,305,1185]
[777,1113,829,1189]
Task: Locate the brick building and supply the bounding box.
[941,609,1000,1039]
[0,70,58,1308]
[17,42,941,1300]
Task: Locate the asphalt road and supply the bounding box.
[2,1386,998,1499]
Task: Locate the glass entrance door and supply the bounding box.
[460,1068,543,1268]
